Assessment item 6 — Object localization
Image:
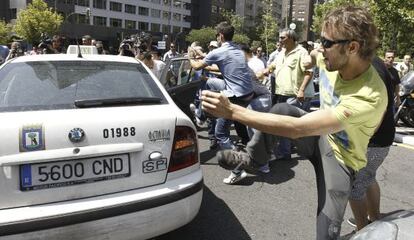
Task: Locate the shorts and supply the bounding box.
[349,146,390,200]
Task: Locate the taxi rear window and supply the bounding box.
[0,61,166,112]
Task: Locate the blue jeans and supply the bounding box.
[204,78,234,149]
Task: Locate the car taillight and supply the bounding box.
[168,126,199,172]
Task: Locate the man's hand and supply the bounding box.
[201,90,233,119]
[297,89,305,102]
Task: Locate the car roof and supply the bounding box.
[8,54,142,64]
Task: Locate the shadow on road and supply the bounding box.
[153,186,252,240]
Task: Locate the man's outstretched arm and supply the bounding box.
[201,90,343,139]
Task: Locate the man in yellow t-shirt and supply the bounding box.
[200,6,386,240]
[267,29,314,160]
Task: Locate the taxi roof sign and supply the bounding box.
[67,45,98,55]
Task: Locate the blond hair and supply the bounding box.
[323,5,378,61]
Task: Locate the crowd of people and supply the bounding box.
[0,5,413,239]
[192,5,412,240]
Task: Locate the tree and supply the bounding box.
[256,0,279,55]
[0,20,11,45]
[232,34,250,46]
[185,27,216,50]
[312,0,414,57]
[219,9,244,34]
[13,0,63,44]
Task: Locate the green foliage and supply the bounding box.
[312,0,414,56]
[185,27,216,50]
[13,0,63,44]
[256,0,279,54]
[220,9,244,33]
[232,34,250,45]
[0,20,11,45]
[251,40,262,50]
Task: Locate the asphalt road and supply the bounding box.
[155,129,414,240]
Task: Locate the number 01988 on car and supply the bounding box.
[20,154,131,191]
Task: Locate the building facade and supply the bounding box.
[2,0,192,47]
[190,0,235,29]
[235,0,283,30]
[282,0,320,40]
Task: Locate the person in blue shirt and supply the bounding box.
[189,22,254,150]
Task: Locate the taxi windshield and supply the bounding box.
[0,60,166,112]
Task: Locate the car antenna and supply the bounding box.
[76,37,83,58]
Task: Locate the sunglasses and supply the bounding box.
[321,37,351,49]
[279,36,287,40]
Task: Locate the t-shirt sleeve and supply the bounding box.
[333,94,384,128]
[204,49,221,66]
[299,50,311,72]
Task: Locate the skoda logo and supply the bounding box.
[68,128,85,143]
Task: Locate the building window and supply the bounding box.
[172,26,180,33]
[93,16,107,26]
[162,11,170,20]
[163,0,171,6]
[125,4,136,14]
[183,15,191,22]
[162,25,170,33]
[109,2,122,12]
[151,23,160,32]
[125,20,136,29]
[93,0,106,9]
[172,13,181,21]
[110,18,122,27]
[74,13,88,24]
[138,7,149,16]
[183,2,191,10]
[75,0,89,7]
[63,0,73,4]
[173,0,181,8]
[139,22,149,31]
[151,0,161,3]
[151,9,161,18]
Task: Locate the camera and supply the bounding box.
[38,33,52,49]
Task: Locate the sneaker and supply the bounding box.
[216,150,257,171]
[347,218,357,228]
[347,217,372,228]
[223,170,247,185]
[258,163,270,173]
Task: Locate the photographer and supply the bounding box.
[38,34,64,54]
[118,40,135,57]
[6,42,24,61]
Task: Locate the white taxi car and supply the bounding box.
[0,53,202,239]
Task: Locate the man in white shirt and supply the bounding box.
[396,54,413,78]
[163,43,179,61]
[143,51,166,80]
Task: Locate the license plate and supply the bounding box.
[20,154,131,191]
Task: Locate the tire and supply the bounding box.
[399,107,414,127]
